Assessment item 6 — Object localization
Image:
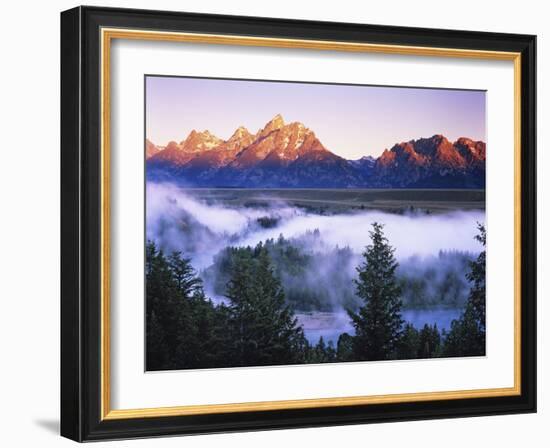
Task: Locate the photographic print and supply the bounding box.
[144,75,487,371]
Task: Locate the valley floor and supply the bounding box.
[182,188,485,213]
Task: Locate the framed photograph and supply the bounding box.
[60,6,536,442]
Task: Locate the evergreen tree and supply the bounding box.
[146,241,230,370]
[443,224,486,357]
[314,336,327,362]
[175,291,231,369]
[348,222,404,361]
[225,250,257,365]
[146,241,187,370]
[308,336,337,363]
[336,333,354,362]
[225,245,307,367]
[397,323,420,359]
[146,310,166,369]
[326,340,337,362]
[168,251,203,297]
[418,323,441,358]
[466,225,486,335]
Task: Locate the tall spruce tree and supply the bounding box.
[443,224,486,357]
[397,323,420,359]
[349,222,404,361]
[146,241,187,370]
[168,251,203,297]
[336,333,354,362]
[146,241,229,370]
[225,245,307,367]
[466,224,486,335]
[418,323,441,358]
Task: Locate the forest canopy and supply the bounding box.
[146,223,486,370]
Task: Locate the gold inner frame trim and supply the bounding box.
[100,27,522,421]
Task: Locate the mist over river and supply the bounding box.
[146,182,485,343]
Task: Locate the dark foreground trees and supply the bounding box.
[146,222,486,370]
[146,241,308,370]
[443,224,486,357]
[224,244,308,367]
[348,222,404,361]
[146,241,230,370]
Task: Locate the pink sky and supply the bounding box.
[146,76,486,160]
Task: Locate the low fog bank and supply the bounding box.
[147,183,484,262]
[146,182,484,318]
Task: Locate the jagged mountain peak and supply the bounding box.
[456,136,476,146]
[258,114,286,138]
[269,113,285,126]
[228,126,253,142]
[454,137,486,164]
[427,133,449,143]
[146,125,485,188]
[371,133,486,188]
[349,155,376,170]
[230,117,330,169]
[180,129,223,152]
[145,139,160,159]
[165,141,181,151]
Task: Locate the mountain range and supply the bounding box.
[146,114,485,189]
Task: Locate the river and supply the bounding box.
[296,308,462,345]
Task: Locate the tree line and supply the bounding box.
[146,223,486,370]
[205,233,474,313]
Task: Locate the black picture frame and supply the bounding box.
[61,5,536,442]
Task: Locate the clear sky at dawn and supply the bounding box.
[146,76,486,160]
